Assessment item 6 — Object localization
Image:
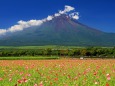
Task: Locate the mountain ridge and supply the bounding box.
[0,14,115,46]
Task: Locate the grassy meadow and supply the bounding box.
[0,59,115,86]
[0,45,86,50]
[0,56,59,60]
[0,46,115,86]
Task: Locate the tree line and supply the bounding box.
[0,47,115,58]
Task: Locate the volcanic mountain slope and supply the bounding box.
[0,14,115,46]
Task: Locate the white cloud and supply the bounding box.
[8,20,44,32]
[64,5,75,12]
[47,16,54,21]
[59,5,75,14]
[69,12,79,20]
[55,13,60,17]
[0,5,79,35]
[59,10,65,14]
[0,29,7,35]
[72,15,79,20]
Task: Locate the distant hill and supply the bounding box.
[0,14,115,46]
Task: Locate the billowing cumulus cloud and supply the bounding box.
[8,20,44,32]
[69,12,79,20]
[47,16,54,21]
[59,5,75,14]
[0,5,79,35]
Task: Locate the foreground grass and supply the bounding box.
[0,56,59,60]
[0,59,115,86]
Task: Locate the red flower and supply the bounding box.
[18,79,23,84]
[68,75,71,78]
[18,78,28,84]
[106,83,109,86]
[93,72,97,75]
[54,78,58,81]
[23,78,28,82]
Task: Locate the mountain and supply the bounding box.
[0,14,115,46]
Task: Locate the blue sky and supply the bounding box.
[0,0,115,33]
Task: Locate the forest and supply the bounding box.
[0,47,115,58]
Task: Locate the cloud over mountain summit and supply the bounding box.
[0,5,79,35]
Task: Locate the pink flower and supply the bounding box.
[0,78,3,81]
[107,77,111,80]
[106,74,111,80]
[28,74,31,76]
[25,66,29,70]
[34,84,38,86]
[39,81,43,86]
[20,72,23,75]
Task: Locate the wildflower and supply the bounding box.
[0,78,3,81]
[107,77,111,80]
[93,72,97,75]
[106,83,109,86]
[34,84,38,86]
[106,74,111,80]
[23,78,28,82]
[83,71,87,75]
[55,73,58,76]
[68,75,71,78]
[18,78,28,84]
[28,74,31,76]
[9,78,12,81]
[39,81,43,86]
[106,74,110,77]
[95,82,98,84]
[25,66,29,70]
[20,72,23,75]
[54,78,58,81]
[18,79,23,84]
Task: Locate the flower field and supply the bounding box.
[0,59,115,86]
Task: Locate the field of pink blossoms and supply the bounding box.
[0,59,115,86]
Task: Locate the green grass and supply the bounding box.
[0,56,59,60]
[0,45,113,50]
[0,45,86,49]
